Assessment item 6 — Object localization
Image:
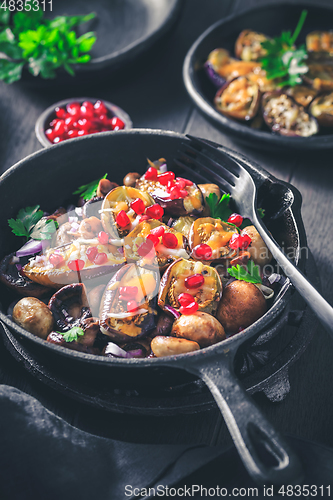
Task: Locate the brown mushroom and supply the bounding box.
[12,297,54,339]
[216,280,266,334]
[240,226,272,266]
[171,311,225,347]
[151,336,200,357]
[123,172,141,187]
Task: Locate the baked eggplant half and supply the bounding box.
[309,92,333,127]
[136,169,204,217]
[204,48,232,88]
[285,85,318,108]
[99,264,159,343]
[158,258,222,316]
[124,220,189,271]
[101,186,155,238]
[262,91,319,137]
[22,238,125,288]
[214,77,261,121]
[303,64,333,92]
[189,217,237,262]
[235,29,269,61]
[306,31,333,56]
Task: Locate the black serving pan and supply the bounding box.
[0,130,306,485]
[183,2,333,151]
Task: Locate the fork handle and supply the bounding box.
[254,215,333,335]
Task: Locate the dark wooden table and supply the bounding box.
[1,0,333,457]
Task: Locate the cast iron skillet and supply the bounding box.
[0,130,306,485]
[183,2,333,151]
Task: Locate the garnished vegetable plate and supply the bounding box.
[183,2,333,150]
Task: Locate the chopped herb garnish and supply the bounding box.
[205,193,232,221]
[73,173,108,201]
[59,326,85,343]
[8,204,58,240]
[228,261,262,285]
[260,10,308,87]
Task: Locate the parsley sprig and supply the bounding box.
[260,10,308,87]
[228,261,262,285]
[0,8,96,83]
[73,173,108,201]
[205,193,232,221]
[59,327,85,343]
[8,205,58,241]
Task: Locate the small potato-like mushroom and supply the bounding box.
[171,311,225,347]
[217,280,266,334]
[12,297,54,339]
[198,184,221,216]
[240,225,272,266]
[123,172,141,187]
[97,178,118,197]
[151,336,200,357]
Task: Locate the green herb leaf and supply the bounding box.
[73,174,108,201]
[205,193,233,221]
[8,205,44,240]
[59,326,85,343]
[260,10,308,87]
[30,218,58,240]
[228,261,262,285]
[0,59,24,83]
[0,10,10,26]
[257,208,265,219]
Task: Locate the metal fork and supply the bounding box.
[175,134,333,337]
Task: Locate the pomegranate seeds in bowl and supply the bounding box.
[35,97,133,148]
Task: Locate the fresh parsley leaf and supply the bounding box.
[260,10,308,87]
[30,218,58,240]
[205,193,233,221]
[13,10,44,35]
[73,174,108,201]
[8,205,46,240]
[228,261,262,285]
[8,217,30,239]
[59,326,85,343]
[0,59,24,83]
[0,11,10,26]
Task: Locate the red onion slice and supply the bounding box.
[105,341,130,358]
[164,304,181,319]
[16,239,43,257]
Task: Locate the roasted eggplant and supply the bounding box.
[309,92,333,127]
[214,77,261,121]
[235,29,269,61]
[306,31,333,56]
[48,283,92,332]
[204,48,232,88]
[285,85,318,108]
[100,186,154,238]
[22,237,125,288]
[158,258,222,316]
[303,64,333,92]
[124,220,189,271]
[136,169,204,217]
[171,216,196,239]
[262,91,319,137]
[189,217,237,261]
[99,264,159,343]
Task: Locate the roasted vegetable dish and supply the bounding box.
[2,159,280,359]
[205,10,333,137]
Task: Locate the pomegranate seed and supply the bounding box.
[82,100,94,110]
[193,244,212,260]
[77,130,88,136]
[227,213,243,227]
[178,292,194,306]
[49,253,64,267]
[145,204,164,219]
[55,106,66,119]
[54,119,66,136]
[180,301,198,315]
[66,102,81,118]
[137,239,155,257]
[166,180,175,192]
[147,233,159,247]
[144,167,158,181]
[53,137,63,143]
[169,186,181,200]
[67,129,79,138]
[127,300,138,313]
[111,116,125,130]
[68,259,85,271]
[98,114,109,126]
[119,286,138,299]
[178,189,188,198]
[80,103,94,119]
[45,128,55,142]
[185,274,204,289]
[98,231,109,245]
[130,198,145,215]
[150,225,165,237]
[162,232,178,249]
[175,179,186,189]
[158,171,175,186]
[94,252,108,265]
[65,116,76,127]
[139,215,150,223]
[94,100,108,116]
[86,246,98,262]
[49,119,57,127]
[176,177,193,186]
[116,210,130,228]
[77,118,92,131]
[229,233,252,250]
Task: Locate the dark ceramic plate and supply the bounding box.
[22,0,182,82]
[183,2,333,151]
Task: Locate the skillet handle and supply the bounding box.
[184,355,303,486]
